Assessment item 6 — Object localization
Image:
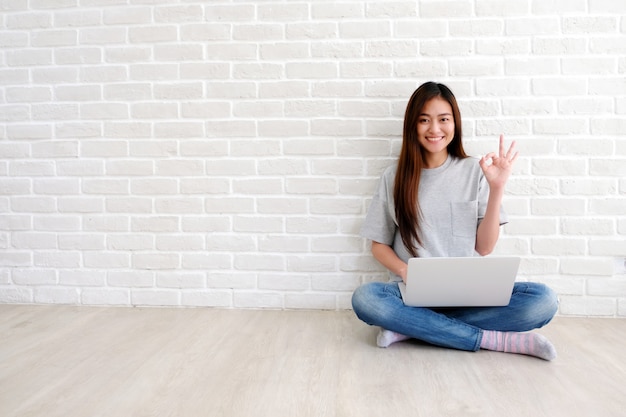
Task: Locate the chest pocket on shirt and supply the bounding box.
[450,201,478,238]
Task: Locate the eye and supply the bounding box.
[440,117,450,123]
[419,118,430,123]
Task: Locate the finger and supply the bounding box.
[499,134,505,157]
[506,140,517,160]
[482,151,497,164]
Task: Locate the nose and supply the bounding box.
[428,120,442,133]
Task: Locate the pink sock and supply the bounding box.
[480,330,557,361]
[376,329,410,348]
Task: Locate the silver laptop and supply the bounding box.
[398,256,520,307]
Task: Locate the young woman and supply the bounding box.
[352,82,558,360]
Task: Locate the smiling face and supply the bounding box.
[417,97,456,168]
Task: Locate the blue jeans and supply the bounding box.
[351,281,558,351]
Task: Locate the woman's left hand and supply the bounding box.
[479,134,519,190]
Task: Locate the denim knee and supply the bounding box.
[517,282,559,327]
[536,283,559,325]
[351,282,391,325]
[351,282,376,319]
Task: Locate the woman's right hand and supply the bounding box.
[371,241,408,282]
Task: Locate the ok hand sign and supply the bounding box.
[479,134,519,191]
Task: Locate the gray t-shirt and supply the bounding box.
[360,155,508,282]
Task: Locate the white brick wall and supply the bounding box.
[1,1,625,316]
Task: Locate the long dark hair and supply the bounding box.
[393,82,467,257]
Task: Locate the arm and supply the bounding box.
[371,241,408,283]
[475,185,504,256]
[476,135,518,256]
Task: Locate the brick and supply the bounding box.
[286,217,338,234]
[129,26,178,43]
[480,38,532,55]
[234,254,285,271]
[340,21,391,38]
[558,98,614,115]
[32,104,79,121]
[181,291,232,308]
[81,289,130,306]
[233,178,284,195]
[562,16,617,33]
[287,62,338,79]
[589,240,626,257]
[54,10,102,27]
[476,0,529,16]
[312,81,362,97]
[286,22,336,40]
[449,19,503,36]
[286,178,336,194]
[257,198,308,214]
[233,216,283,233]
[259,235,308,253]
[34,287,80,304]
[258,274,310,291]
[561,258,614,276]
[8,197,54,213]
[531,237,586,256]
[532,78,585,96]
[532,0,586,14]
[154,198,203,214]
[396,20,446,38]
[131,290,179,307]
[207,235,256,252]
[562,57,616,75]
[58,234,105,250]
[205,4,256,21]
[560,178,617,196]
[533,37,587,55]
[260,42,309,60]
[366,2,417,17]
[591,118,626,135]
[591,77,626,96]
[285,294,336,310]
[311,3,363,19]
[590,198,626,216]
[31,29,77,47]
[476,79,530,96]
[531,198,586,216]
[421,0,473,17]
[589,0,626,13]
[559,296,616,317]
[183,216,232,233]
[34,251,81,268]
[288,255,336,272]
[588,158,626,176]
[12,268,56,285]
[561,218,614,236]
[6,12,52,29]
[234,63,284,80]
[503,218,557,235]
[259,120,308,137]
[507,17,560,36]
[450,57,505,77]
[366,40,419,57]
[206,43,257,60]
[156,272,205,289]
[505,57,559,76]
[234,292,282,309]
[234,23,282,42]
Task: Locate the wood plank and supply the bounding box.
[0,305,624,417]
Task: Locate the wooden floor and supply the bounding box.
[1,305,625,417]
